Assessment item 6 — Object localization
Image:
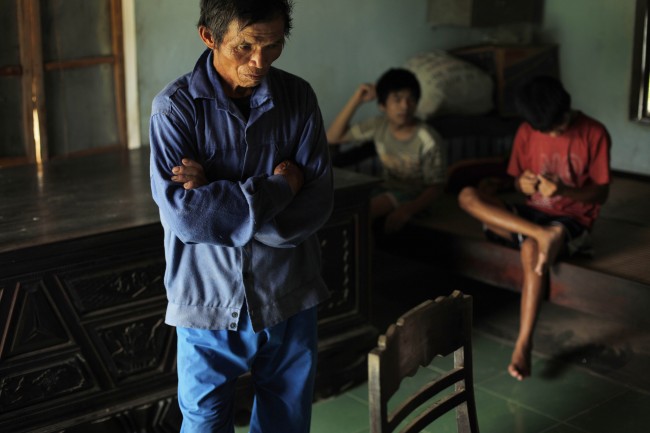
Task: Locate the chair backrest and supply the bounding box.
[368,290,479,433]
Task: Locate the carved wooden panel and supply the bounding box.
[56,396,182,433]
[88,313,174,384]
[0,240,176,432]
[319,213,358,316]
[0,169,378,432]
[0,278,73,360]
[60,259,166,316]
[0,353,96,414]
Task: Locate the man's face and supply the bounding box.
[380,89,418,127]
[210,16,285,97]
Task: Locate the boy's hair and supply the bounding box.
[515,75,571,132]
[198,0,293,45]
[376,68,421,105]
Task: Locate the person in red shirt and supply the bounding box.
[458,76,611,381]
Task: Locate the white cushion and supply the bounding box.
[405,50,494,118]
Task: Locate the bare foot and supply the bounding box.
[534,225,565,276]
[508,343,532,381]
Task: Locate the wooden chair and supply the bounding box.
[368,290,479,433]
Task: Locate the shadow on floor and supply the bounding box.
[370,247,650,395]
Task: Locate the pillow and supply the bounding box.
[404,50,494,118]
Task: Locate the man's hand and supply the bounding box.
[537,173,564,197]
[274,160,304,195]
[171,158,207,190]
[518,170,539,195]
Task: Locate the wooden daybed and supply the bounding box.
[404,173,650,328]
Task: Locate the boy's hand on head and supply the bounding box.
[355,83,376,104]
[171,158,208,190]
[518,170,539,195]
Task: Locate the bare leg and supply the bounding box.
[533,225,564,275]
[458,187,565,275]
[508,238,546,381]
[458,187,567,379]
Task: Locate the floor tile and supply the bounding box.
[474,388,558,433]
[477,357,628,422]
[346,380,370,404]
[566,390,650,433]
[363,248,650,432]
[468,331,522,383]
[540,424,589,433]
[310,393,370,433]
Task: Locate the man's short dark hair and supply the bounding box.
[198,0,293,45]
[376,68,421,105]
[515,75,572,132]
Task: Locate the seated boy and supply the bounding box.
[327,68,446,233]
[458,76,611,380]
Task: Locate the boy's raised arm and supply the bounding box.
[326,83,376,144]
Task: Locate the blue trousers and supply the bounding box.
[176,306,318,433]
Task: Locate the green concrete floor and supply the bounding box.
[238,248,650,432]
[234,327,649,432]
[306,329,649,433]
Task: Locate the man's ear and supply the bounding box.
[199,26,216,49]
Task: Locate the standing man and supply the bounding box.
[149,1,333,431]
[458,76,610,381]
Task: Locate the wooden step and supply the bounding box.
[388,224,650,328]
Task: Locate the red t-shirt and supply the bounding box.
[507,112,611,229]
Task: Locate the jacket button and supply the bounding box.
[232,312,239,318]
[229,323,237,329]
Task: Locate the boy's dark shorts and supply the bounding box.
[484,203,592,256]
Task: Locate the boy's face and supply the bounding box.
[544,112,572,137]
[380,89,418,127]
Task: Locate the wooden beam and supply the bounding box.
[17,0,35,163]
[18,0,48,163]
[111,0,128,150]
[43,56,115,71]
[0,66,22,76]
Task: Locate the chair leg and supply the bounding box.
[465,396,480,433]
[456,401,480,433]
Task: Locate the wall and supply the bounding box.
[134,0,205,143]
[541,0,650,175]
[273,0,499,124]
[135,0,650,176]
[135,0,504,141]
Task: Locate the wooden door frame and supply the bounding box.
[4,0,127,166]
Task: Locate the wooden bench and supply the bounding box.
[391,173,650,328]
[332,113,650,329]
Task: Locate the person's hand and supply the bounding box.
[274,160,304,195]
[518,170,539,195]
[384,207,411,234]
[171,158,207,190]
[537,173,564,197]
[354,83,376,104]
